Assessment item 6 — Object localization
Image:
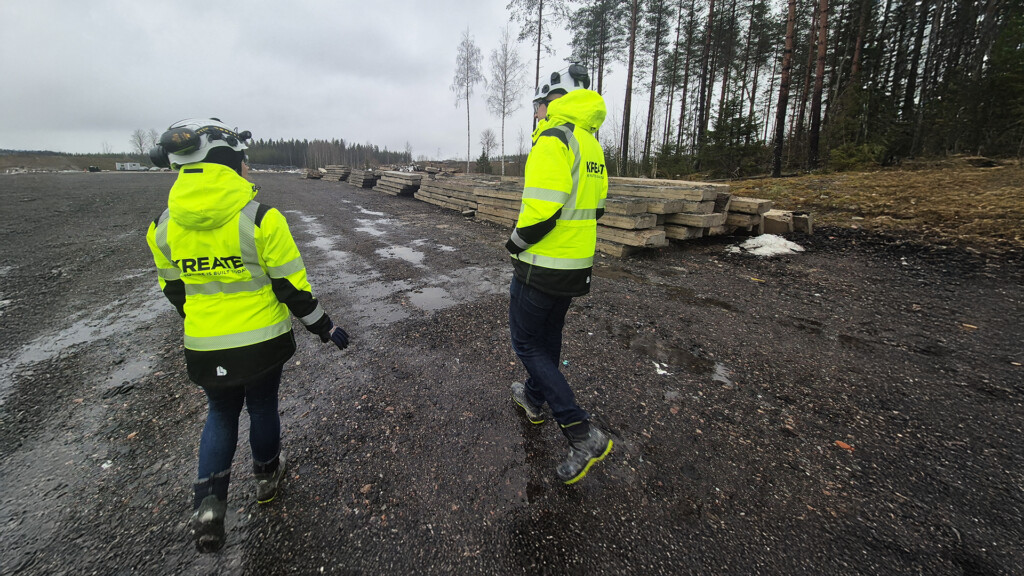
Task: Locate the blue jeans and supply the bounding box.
[197,365,282,481]
[509,276,589,426]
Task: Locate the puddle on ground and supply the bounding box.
[0,282,165,406]
[354,217,396,237]
[630,335,735,385]
[376,245,426,266]
[356,206,385,216]
[406,287,452,311]
[102,358,153,390]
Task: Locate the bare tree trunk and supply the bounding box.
[695,0,716,155]
[796,0,820,142]
[912,0,944,156]
[663,0,684,150]
[808,0,829,169]
[902,0,929,122]
[764,43,781,142]
[676,0,696,151]
[643,4,666,174]
[620,0,641,175]
[534,0,544,130]
[772,0,797,177]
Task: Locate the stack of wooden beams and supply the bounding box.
[415,177,479,213]
[323,165,350,181]
[373,171,422,196]
[725,197,774,234]
[473,182,523,227]
[348,169,379,188]
[592,178,723,256]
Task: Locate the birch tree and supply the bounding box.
[450,28,485,174]
[487,26,528,176]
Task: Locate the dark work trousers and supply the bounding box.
[509,275,589,426]
[197,364,283,483]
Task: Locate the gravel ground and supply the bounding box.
[1,171,1022,575]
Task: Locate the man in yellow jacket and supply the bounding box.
[145,118,350,552]
[506,64,613,484]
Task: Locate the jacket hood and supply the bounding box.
[537,89,607,136]
[167,163,257,230]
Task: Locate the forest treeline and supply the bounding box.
[245,139,412,170]
[511,0,1023,178]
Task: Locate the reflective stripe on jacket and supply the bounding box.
[145,162,328,386]
[507,89,609,297]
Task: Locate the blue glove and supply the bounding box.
[319,321,349,350]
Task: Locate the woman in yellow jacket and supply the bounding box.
[145,118,349,552]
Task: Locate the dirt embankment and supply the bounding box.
[728,159,1024,252]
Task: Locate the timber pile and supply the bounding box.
[409,173,807,258]
[373,171,422,197]
[415,177,479,213]
[323,165,350,181]
[305,169,323,179]
[473,181,523,227]
[348,169,380,188]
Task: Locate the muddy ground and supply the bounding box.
[1,172,1022,575]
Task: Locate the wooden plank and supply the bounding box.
[664,212,728,227]
[475,195,520,211]
[597,225,668,247]
[473,186,521,201]
[608,184,719,202]
[730,197,773,214]
[705,225,738,236]
[415,190,475,210]
[664,225,705,240]
[476,204,520,222]
[792,212,813,234]
[599,212,658,230]
[609,176,728,190]
[725,212,762,227]
[419,184,476,203]
[610,195,702,214]
[596,240,643,257]
[475,211,516,227]
[713,191,732,213]
[604,197,650,215]
[763,209,794,234]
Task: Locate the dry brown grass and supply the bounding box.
[727,158,1024,250]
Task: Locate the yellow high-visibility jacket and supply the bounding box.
[146,162,330,386]
[506,89,609,297]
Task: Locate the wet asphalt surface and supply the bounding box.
[1,172,1022,575]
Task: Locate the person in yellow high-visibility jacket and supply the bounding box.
[505,63,613,485]
[145,118,350,553]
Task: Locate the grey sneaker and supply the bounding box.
[191,495,227,553]
[557,424,613,484]
[255,452,287,504]
[511,381,545,424]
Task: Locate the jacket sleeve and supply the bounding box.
[256,207,333,335]
[145,218,186,318]
[506,131,572,254]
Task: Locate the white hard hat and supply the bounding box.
[150,118,251,169]
[533,63,591,103]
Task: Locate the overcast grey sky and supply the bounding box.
[0,0,617,162]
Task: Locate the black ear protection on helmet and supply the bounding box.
[148,122,252,168]
[567,63,590,89]
[148,127,200,168]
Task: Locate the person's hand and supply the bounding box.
[320,322,349,350]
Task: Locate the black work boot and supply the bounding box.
[511,381,545,424]
[255,451,287,504]
[191,471,230,553]
[557,422,613,485]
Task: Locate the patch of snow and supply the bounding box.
[728,234,805,257]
